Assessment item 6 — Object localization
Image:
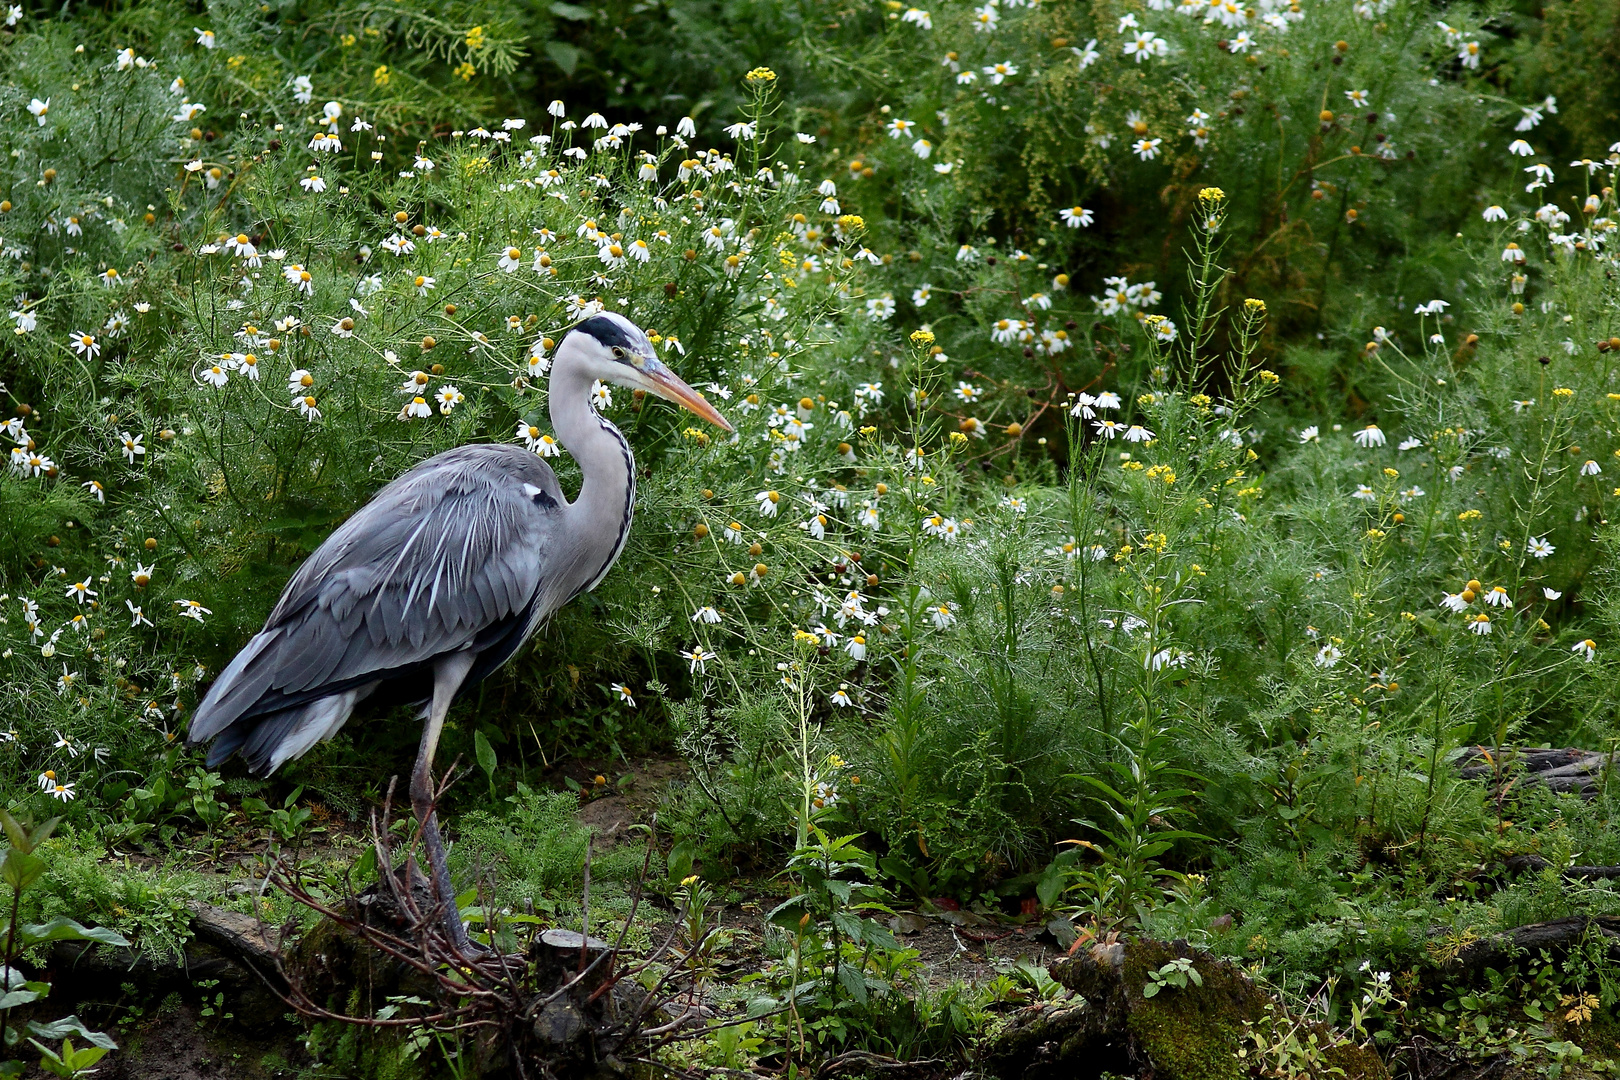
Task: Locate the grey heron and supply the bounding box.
[187,313,731,950]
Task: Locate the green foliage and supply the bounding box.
[760,824,920,1053]
[1143,956,1204,998]
[451,784,646,906]
[0,810,124,1078]
[26,834,199,961]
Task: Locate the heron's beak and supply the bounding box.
[645,365,734,433]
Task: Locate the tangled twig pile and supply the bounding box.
[251,773,714,1078]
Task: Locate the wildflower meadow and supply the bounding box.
[1,0,1619,1075]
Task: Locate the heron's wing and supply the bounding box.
[190,444,567,743]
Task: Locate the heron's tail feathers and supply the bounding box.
[188,628,285,744]
[203,690,360,776]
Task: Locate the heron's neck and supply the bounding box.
[549,358,635,592]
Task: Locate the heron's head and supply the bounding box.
[568,313,733,432]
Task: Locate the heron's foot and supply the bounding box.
[413,807,482,955]
[454,933,493,959]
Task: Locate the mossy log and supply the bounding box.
[982,938,1387,1080]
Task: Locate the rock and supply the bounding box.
[534,997,589,1046]
[982,937,1388,1080]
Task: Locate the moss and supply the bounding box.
[1323,1042,1389,1080]
[1126,1002,1244,1080]
[1560,1006,1620,1061]
[1120,940,1388,1080]
[1024,940,1388,1080]
[1120,939,1264,1080]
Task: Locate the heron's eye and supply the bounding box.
[611,346,625,359]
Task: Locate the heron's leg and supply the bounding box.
[411,651,476,952]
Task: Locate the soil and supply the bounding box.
[86,998,303,1080]
[571,754,690,853]
[896,916,1059,987]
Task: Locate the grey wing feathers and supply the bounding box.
[189,444,566,771]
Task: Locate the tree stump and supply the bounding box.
[529,928,616,997]
[351,858,437,932]
[517,928,638,1076]
[982,938,1388,1080]
[290,861,443,1006]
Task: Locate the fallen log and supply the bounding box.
[1456,746,1620,797]
[1438,915,1620,974]
[1501,853,1620,880]
[45,901,290,1023]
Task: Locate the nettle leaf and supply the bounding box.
[0,850,46,893]
[862,922,901,952]
[17,918,131,949]
[835,962,868,1004]
[830,910,864,943]
[822,879,854,903]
